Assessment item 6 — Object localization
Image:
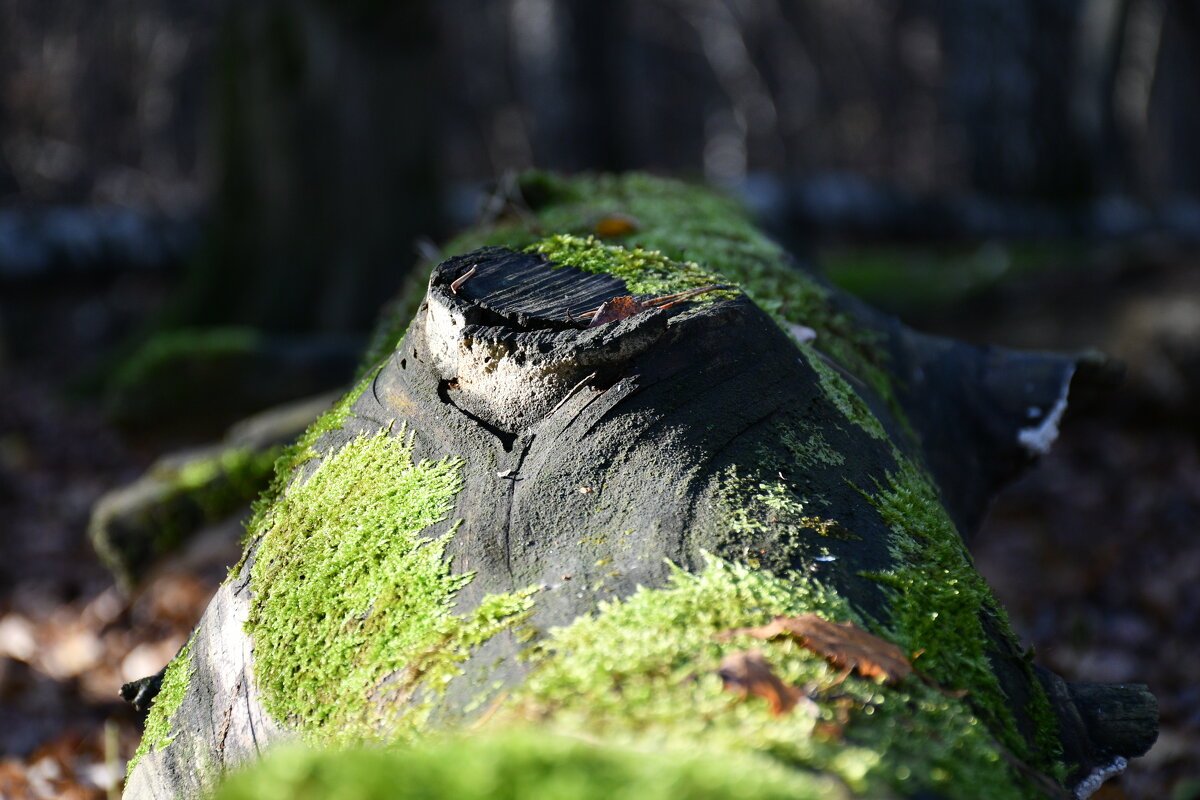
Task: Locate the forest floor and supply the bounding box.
[0,245,1196,799]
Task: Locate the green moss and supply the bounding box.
[800,344,888,441]
[245,427,535,743]
[777,422,846,470]
[714,467,812,571]
[212,171,1061,795]
[170,444,283,521]
[233,363,381,574]
[127,635,196,777]
[212,730,845,800]
[527,234,735,298]
[862,456,1062,775]
[493,557,1029,799]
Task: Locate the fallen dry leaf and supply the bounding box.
[717,614,912,685]
[586,296,644,327]
[717,649,807,716]
[593,213,640,238]
[583,285,732,328]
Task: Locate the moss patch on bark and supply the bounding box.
[492,557,1036,800]
[212,730,848,800]
[215,171,1064,793]
[127,635,195,777]
[245,428,535,743]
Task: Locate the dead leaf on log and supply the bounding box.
[717,649,814,717]
[582,285,733,328]
[593,213,640,238]
[717,614,912,685]
[585,295,645,327]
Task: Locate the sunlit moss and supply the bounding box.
[208,171,1064,795]
[127,635,195,777]
[245,428,536,743]
[435,172,898,416]
[526,234,735,298]
[861,456,1062,774]
[231,362,381,575]
[211,730,847,800]
[800,342,888,441]
[489,557,1030,799]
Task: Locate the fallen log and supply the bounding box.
[91,392,340,590]
[121,173,1155,800]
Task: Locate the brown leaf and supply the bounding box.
[717,614,912,685]
[583,285,732,328]
[587,296,645,327]
[593,213,640,238]
[717,649,805,716]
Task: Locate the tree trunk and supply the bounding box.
[122,174,1155,800]
[184,0,438,334]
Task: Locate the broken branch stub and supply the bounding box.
[421,247,726,433]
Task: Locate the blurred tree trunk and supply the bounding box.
[1146,0,1200,196]
[941,0,1093,200]
[184,0,439,335]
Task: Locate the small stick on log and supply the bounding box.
[450,266,478,295]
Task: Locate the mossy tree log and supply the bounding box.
[122,175,1155,800]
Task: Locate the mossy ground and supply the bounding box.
[90,443,281,588]
[244,427,535,743]
[818,241,1091,317]
[172,444,283,520]
[212,730,847,800]
[127,635,195,777]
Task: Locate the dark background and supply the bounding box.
[0,1,1197,797]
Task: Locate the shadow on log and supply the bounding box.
[121,174,1155,800]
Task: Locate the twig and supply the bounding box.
[450,265,478,295]
[550,372,598,415]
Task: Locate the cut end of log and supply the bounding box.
[422,247,733,432]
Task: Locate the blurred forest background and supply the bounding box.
[1,1,1197,798]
